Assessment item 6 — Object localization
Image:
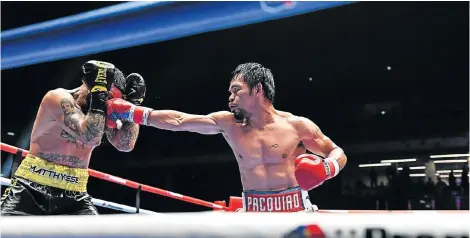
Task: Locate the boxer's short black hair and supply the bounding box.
[112,68,127,92]
[231,62,275,104]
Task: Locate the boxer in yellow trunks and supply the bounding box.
[1,60,146,215]
[106,63,347,212]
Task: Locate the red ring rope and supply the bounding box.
[0,142,229,211]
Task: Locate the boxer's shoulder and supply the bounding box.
[276,110,294,118]
[46,88,69,96]
[208,111,234,124]
[281,112,302,125]
[275,110,303,127]
[286,115,317,133]
[42,88,74,105]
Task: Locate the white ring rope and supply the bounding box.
[0,177,160,215]
[1,211,468,238]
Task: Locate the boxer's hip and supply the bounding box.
[241,186,316,212]
[13,154,89,193]
[1,176,97,215]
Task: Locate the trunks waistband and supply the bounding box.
[14,154,89,193]
[242,186,308,212]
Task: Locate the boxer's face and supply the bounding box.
[228,76,256,118]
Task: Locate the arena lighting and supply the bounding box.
[430,154,469,159]
[439,174,463,178]
[433,159,468,164]
[358,163,392,168]
[7,132,14,136]
[380,158,416,163]
[410,173,426,177]
[436,170,452,173]
[397,166,426,171]
[436,170,465,174]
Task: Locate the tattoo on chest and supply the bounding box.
[61,130,84,149]
[268,144,279,149]
[36,152,86,168]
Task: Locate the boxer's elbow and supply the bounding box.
[119,145,135,152]
[106,134,135,152]
[115,142,135,152]
[117,141,136,152]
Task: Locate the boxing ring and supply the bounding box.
[1,142,469,237]
[1,1,469,237]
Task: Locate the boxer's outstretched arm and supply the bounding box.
[42,89,106,146]
[106,99,229,134]
[294,117,347,170]
[146,110,226,135]
[105,122,139,152]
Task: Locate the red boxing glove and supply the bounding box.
[106,86,124,129]
[109,85,123,99]
[106,98,153,125]
[294,154,340,191]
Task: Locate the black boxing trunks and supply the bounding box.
[240,186,318,212]
[1,154,97,215]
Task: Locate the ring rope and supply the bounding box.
[1,1,355,69]
[0,177,158,214]
[0,142,229,211]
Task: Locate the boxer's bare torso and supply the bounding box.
[148,108,333,191]
[219,111,306,191]
[29,88,104,169]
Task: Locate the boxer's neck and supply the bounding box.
[249,101,276,128]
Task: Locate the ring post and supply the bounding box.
[136,184,142,213]
[10,148,25,178]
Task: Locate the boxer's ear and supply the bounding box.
[256,83,262,95]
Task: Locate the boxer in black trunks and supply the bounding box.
[1,60,146,215]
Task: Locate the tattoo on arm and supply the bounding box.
[60,98,105,144]
[106,122,139,151]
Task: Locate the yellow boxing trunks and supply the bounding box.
[13,154,89,192]
[1,154,97,215]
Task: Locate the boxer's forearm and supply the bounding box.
[327,147,347,170]
[106,122,139,152]
[146,110,187,131]
[145,110,221,134]
[107,101,222,134]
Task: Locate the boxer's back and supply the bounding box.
[29,89,95,169]
[221,110,307,191]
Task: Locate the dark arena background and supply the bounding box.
[1,1,469,237]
